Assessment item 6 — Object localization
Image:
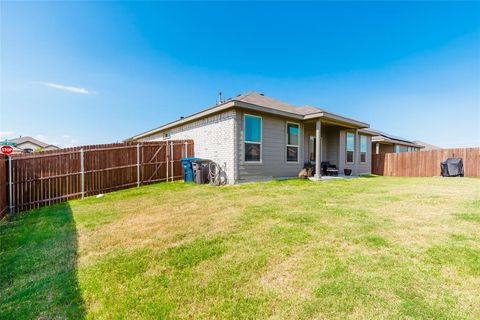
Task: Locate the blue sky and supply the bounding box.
[1,1,479,147]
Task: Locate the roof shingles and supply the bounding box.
[234,92,322,116]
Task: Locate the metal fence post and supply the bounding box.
[136,143,141,187]
[170,142,174,182]
[80,148,85,199]
[8,156,13,213]
[165,141,169,182]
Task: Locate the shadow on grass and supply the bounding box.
[0,203,85,319]
[358,174,381,179]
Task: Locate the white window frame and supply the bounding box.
[360,135,367,163]
[395,145,401,153]
[286,121,300,163]
[346,131,355,164]
[244,114,262,163]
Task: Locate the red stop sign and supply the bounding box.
[1,145,14,155]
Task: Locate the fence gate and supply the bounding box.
[142,142,167,184]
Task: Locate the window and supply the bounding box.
[244,114,262,162]
[360,135,367,163]
[162,132,171,140]
[394,145,400,153]
[346,132,354,163]
[286,122,299,162]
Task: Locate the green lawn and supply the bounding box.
[1,176,479,319]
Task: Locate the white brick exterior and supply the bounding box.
[141,110,237,184]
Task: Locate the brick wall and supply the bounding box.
[141,110,237,184]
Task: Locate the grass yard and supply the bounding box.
[1,176,479,319]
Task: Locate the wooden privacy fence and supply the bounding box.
[0,140,193,216]
[0,155,7,218]
[372,147,480,177]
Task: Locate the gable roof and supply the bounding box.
[413,140,441,150]
[8,136,59,150]
[364,129,424,148]
[234,92,324,115]
[128,92,369,141]
[10,136,50,148]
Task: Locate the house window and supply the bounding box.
[244,114,262,162]
[395,145,400,153]
[286,122,299,162]
[162,132,171,140]
[360,135,367,163]
[346,132,354,163]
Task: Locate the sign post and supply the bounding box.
[8,156,13,213]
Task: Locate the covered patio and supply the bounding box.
[302,113,372,180]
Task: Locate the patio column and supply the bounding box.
[314,119,321,180]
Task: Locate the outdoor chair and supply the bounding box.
[321,161,339,176]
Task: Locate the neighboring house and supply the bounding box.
[129,92,376,184]
[413,140,441,151]
[8,136,60,153]
[364,129,424,154]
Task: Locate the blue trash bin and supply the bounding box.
[180,157,200,182]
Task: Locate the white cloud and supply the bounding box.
[35,134,48,141]
[0,131,15,138]
[38,81,93,95]
[22,133,82,148]
[58,134,80,147]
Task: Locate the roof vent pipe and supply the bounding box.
[217,91,224,104]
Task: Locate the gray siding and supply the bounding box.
[378,144,395,154]
[303,126,340,166]
[324,127,340,165]
[236,111,304,182]
[374,142,419,154]
[339,130,372,175]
